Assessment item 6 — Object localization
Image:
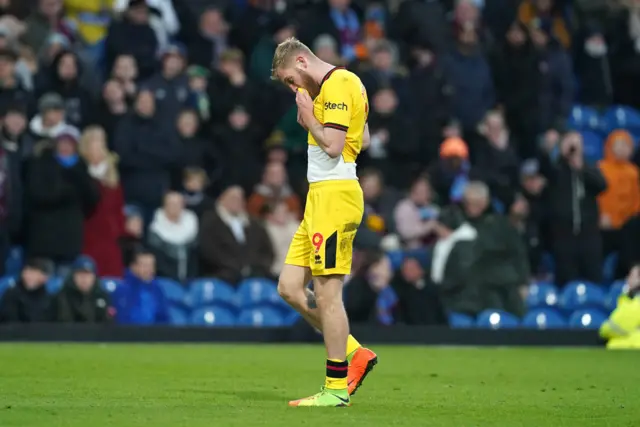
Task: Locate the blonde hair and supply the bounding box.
[79,126,120,188]
[271,37,314,80]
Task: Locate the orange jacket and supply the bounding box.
[597,130,640,229]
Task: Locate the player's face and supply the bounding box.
[278,60,320,98]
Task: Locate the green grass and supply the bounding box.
[0,344,637,426]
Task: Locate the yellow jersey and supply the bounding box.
[307,67,368,183]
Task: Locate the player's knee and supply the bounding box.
[277,278,299,303]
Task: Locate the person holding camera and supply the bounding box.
[539,131,607,286]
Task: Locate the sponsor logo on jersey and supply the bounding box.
[324,101,348,111]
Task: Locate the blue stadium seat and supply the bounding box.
[0,276,15,298]
[604,280,626,312]
[540,252,555,275]
[236,278,280,309]
[168,305,188,326]
[526,282,559,309]
[580,130,604,164]
[569,309,607,329]
[46,276,63,294]
[448,312,475,328]
[476,310,520,329]
[156,277,187,306]
[568,105,601,131]
[602,105,640,133]
[522,308,566,329]
[559,281,605,312]
[387,250,404,270]
[4,246,23,277]
[602,253,618,285]
[188,278,236,310]
[190,306,236,327]
[100,277,121,294]
[237,307,283,327]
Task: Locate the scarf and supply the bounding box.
[149,208,199,246]
[216,204,249,243]
[330,7,360,61]
[88,161,108,180]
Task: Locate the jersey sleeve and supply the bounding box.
[322,75,352,132]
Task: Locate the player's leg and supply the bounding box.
[277,263,322,330]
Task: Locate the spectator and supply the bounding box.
[186,65,211,123]
[113,0,180,48]
[475,110,520,208]
[531,22,574,133]
[519,158,547,273]
[97,80,129,147]
[0,109,23,273]
[428,137,476,204]
[211,49,262,124]
[491,21,540,158]
[359,40,410,108]
[264,200,299,277]
[213,105,263,192]
[0,48,33,117]
[443,25,494,132]
[37,50,96,129]
[144,43,189,122]
[508,193,541,279]
[120,205,144,267]
[25,127,100,273]
[394,175,440,249]
[199,185,274,285]
[79,126,126,277]
[178,6,230,68]
[112,248,170,325]
[181,167,213,219]
[0,258,54,323]
[22,0,72,55]
[53,255,113,323]
[28,92,68,145]
[433,181,528,317]
[539,131,607,286]
[37,32,70,71]
[406,36,452,165]
[114,89,180,221]
[299,0,363,64]
[249,15,295,83]
[312,34,343,65]
[391,257,447,325]
[598,130,640,257]
[608,0,640,109]
[1,103,30,159]
[105,0,159,80]
[177,108,220,185]
[575,22,612,107]
[147,191,198,282]
[345,250,397,325]
[247,161,301,219]
[64,0,114,50]
[518,0,571,49]
[355,168,400,250]
[111,54,138,102]
[364,86,419,189]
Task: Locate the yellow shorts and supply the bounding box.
[285,179,364,276]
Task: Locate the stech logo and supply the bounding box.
[324,101,348,111]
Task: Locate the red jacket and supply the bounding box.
[83,181,126,277]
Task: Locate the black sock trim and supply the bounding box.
[326,359,348,378]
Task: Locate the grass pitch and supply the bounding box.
[0,344,637,427]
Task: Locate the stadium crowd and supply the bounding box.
[0,0,640,330]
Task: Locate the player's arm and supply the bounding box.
[297,79,351,159]
[362,123,370,150]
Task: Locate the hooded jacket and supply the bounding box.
[598,130,640,229]
[53,276,113,323]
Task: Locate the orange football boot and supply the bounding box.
[347,347,378,396]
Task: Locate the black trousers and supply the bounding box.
[552,230,603,287]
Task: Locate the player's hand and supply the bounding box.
[295,89,314,124]
[297,109,308,131]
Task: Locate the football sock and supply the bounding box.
[346,335,361,363]
[325,359,348,390]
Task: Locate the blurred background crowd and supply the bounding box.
[0,0,639,331]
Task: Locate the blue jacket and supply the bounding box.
[112,270,169,325]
